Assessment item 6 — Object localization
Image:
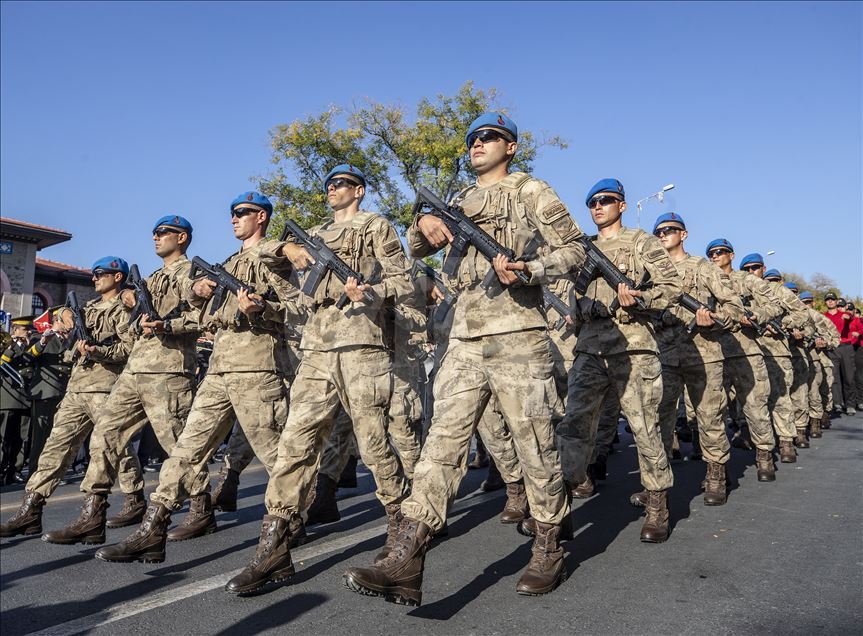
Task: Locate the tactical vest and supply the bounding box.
[310,211,383,305]
[578,228,651,321]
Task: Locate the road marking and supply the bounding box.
[23,488,502,636]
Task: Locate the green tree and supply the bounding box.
[256,82,567,235]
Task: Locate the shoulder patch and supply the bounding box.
[645,248,668,262]
[382,237,404,257]
[539,201,569,223]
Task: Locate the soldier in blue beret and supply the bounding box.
[705,238,733,256]
[584,178,626,208]
[739,253,764,272]
[92,256,129,279]
[230,191,273,217]
[152,214,193,235]
[324,164,367,190]
[764,269,782,282]
[464,112,518,149]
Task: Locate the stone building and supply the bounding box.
[1,217,96,318]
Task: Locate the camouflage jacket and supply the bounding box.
[575,227,682,357]
[66,295,133,393]
[718,269,783,359]
[407,172,586,339]
[765,281,814,359]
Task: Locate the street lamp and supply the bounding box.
[636,184,675,228]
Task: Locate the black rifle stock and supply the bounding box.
[64,291,93,351]
[409,260,454,322]
[189,256,264,315]
[127,264,162,331]
[573,237,649,312]
[279,220,374,309]
[740,297,767,336]
[542,287,576,335]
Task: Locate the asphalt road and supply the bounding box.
[2,413,861,636]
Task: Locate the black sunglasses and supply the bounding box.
[707,248,732,258]
[466,129,508,149]
[92,269,114,278]
[327,177,361,191]
[231,207,259,219]
[653,226,683,237]
[153,227,181,237]
[588,195,623,209]
[742,264,763,272]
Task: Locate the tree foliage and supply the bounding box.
[256,82,567,236]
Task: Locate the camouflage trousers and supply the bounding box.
[476,399,522,484]
[387,364,423,479]
[265,347,408,520]
[820,362,834,413]
[723,355,775,452]
[807,356,825,418]
[659,361,730,465]
[558,352,672,492]
[25,391,142,498]
[592,393,620,463]
[402,330,568,531]
[790,355,811,430]
[222,422,255,474]
[317,407,357,482]
[763,355,796,441]
[81,371,207,497]
[151,371,287,510]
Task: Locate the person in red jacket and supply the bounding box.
[823,294,857,415]
[848,303,863,411]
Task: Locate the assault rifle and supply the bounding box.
[64,291,93,350]
[411,187,532,292]
[739,296,788,339]
[740,297,766,336]
[573,237,649,312]
[189,256,265,315]
[409,259,455,322]
[279,220,374,309]
[678,294,718,334]
[542,287,576,335]
[127,264,161,331]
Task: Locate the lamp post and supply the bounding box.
[636,184,675,228]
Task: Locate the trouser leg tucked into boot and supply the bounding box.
[795,428,810,448]
[373,503,403,564]
[167,493,217,541]
[640,490,670,543]
[224,514,295,595]
[106,490,147,528]
[756,449,776,482]
[95,503,171,563]
[703,462,727,506]
[306,474,340,525]
[500,480,529,524]
[343,517,432,607]
[778,439,797,463]
[42,494,108,545]
[516,521,566,596]
[212,468,240,512]
[809,416,822,439]
[629,489,648,508]
[0,491,45,538]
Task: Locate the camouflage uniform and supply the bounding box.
[557,227,681,492]
[718,271,783,452]
[23,296,140,498]
[263,211,412,520]
[655,256,743,464]
[25,337,70,474]
[149,241,296,510]
[80,256,208,498]
[758,282,812,441]
[401,172,586,531]
[807,308,839,417]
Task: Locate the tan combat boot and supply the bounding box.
[42,494,109,545]
[639,490,670,543]
[306,474,340,525]
[795,428,810,448]
[517,512,574,541]
[570,475,595,499]
[755,449,776,482]
[516,521,566,596]
[224,514,296,595]
[0,491,45,538]
[212,468,240,512]
[500,480,529,524]
[779,439,797,463]
[95,503,172,563]
[820,411,831,430]
[703,462,727,506]
[343,517,432,606]
[373,503,404,564]
[629,490,648,508]
[106,490,147,528]
[167,493,217,541]
[809,416,822,439]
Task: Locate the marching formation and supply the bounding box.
[1,112,860,608]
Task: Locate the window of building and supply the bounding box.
[31,293,46,315]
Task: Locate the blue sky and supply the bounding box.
[2,1,861,296]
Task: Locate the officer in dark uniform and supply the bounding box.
[1,318,34,484]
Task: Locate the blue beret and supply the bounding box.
[585,178,625,206]
[763,268,782,279]
[784,281,798,291]
[92,256,129,277]
[465,112,518,147]
[739,253,764,269]
[653,212,686,233]
[152,214,193,234]
[799,291,813,300]
[324,164,366,189]
[706,238,733,255]
[231,191,273,216]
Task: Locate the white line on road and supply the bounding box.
[23,489,502,636]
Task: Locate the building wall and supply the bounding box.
[34,278,97,308]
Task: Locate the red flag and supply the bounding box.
[33,309,53,333]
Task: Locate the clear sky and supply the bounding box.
[2,1,861,296]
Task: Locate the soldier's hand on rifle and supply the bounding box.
[237,288,263,315]
[418,215,454,249]
[564,315,575,326]
[140,317,166,335]
[430,286,446,304]
[345,276,371,303]
[193,278,217,299]
[120,289,136,308]
[617,283,642,308]
[791,329,804,340]
[695,307,716,327]
[815,337,827,349]
[493,253,523,286]
[740,314,753,328]
[76,340,95,356]
[283,244,316,270]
